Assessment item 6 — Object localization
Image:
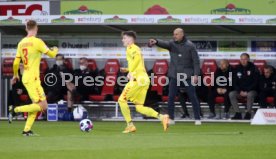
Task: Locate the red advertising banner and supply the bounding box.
[0,1,49,16]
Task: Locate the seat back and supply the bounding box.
[40,59,48,81]
[2,58,14,77]
[152,60,169,75]
[151,60,169,95]
[87,59,98,72]
[64,58,73,70]
[228,59,240,68]
[201,59,217,75]
[101,59,120,96]
[201,59,217,86]
[253,60,267,74]
[104,59,120,75]
[40,59,48,73]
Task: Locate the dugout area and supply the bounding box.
[1,24,276,119]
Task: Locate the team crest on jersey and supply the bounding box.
[237,72,242,78]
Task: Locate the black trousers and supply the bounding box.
[8,90,21,107]
[47,89,66,103]
[168,78,201,120]
[179,92,203,116]
[208,89,231,113]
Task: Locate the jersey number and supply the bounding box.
[22,48,28,65]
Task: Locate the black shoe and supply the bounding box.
[8,105,15,124]
[181,114,190,119]
[231,112,242,120]
[22,130,34,136]
[244,112,251,120]
[207,112,216,119]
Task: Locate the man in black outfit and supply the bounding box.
[71,57,99,102]
[179,87,204,119]
[229,53,259,120]
[46,54,73,112]
[208,60,234,119]
[148,28,201,125]
[258,65,276,108]
[179,71,206,119]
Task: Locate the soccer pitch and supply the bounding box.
[1,121,276,159]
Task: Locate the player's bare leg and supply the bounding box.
[66,82,75,112]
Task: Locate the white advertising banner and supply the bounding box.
[251,109,276,125]
[1,37,170,59]
[1,37,276,59]
[0,15,276,25]
[0,1,50,16]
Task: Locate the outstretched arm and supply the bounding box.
[156,39,171,50]
[148,39,171,50]
[45,47,58,58]
[37,39,58,58]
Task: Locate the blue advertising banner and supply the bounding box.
[251,41,276,52]
[192,41,217,52]
[47,104,58,121]
[58,104,68,120]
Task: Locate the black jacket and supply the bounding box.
[259,73,276,92]
[213,66,235,92]
[233,62,259,92]
[156,37,200,79]
[73,68,99,94]
[46,64,72,92]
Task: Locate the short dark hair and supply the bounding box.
[240,53,250,59]
[56,54,64,59]
[26,20,37,31]
[264,65,274,73]
[122,30,137,40]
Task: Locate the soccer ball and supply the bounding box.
[79,119,93,132]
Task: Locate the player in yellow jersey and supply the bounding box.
[119,31,169,133]
[8,20,58,136]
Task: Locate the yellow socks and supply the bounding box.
[14,103,42,113]
[23,112,37,132]
[119,99,160,123]
[135,105,159,118]
[118,100,132,123]
[14,103,42,132]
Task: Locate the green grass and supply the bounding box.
[1,121,276,159]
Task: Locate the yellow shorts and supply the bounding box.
[119,80,150,105]
[23,79,46,103]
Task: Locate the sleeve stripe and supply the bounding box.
[16,56,21,59]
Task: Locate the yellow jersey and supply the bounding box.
[16,36,49,83]
[126,44,148,79]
